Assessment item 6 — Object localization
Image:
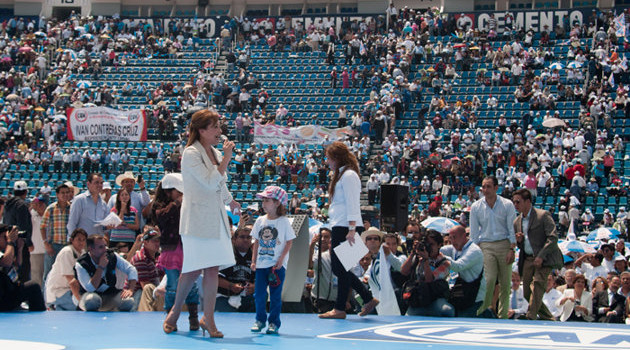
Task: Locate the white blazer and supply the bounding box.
[556,288,593,322]
[180,141,233,239]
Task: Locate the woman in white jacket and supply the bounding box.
[556,273,593,322]
[163,110,241,338]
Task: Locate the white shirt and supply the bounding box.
[470,195,517,245]
[543,288,563,318]
[45,244,84,303]
[510,285,529,316]
[30,209,45,255]
[328,167,363,228]
[252,215,296,269]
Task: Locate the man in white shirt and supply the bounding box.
[441,225,486,317]
[575,253,607,285]
[508,272,529,319]
[543,274,563,319]
[470,176,517,319]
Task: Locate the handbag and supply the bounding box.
[448,268,484,310]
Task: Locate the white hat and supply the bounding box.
[64,181,80,196]
[115,171,137,186]
[103,182,112,190]
[13,180,27,191]
[161,173,184,193]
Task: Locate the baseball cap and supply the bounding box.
[13,180,28,191]
[256,186,288,207]
[161,173,184,193]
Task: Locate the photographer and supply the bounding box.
[0,224,45,311]
[401,230,454,317]
[3,181,32,283]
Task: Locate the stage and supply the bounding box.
[1,312,629,350]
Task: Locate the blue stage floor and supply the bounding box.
[1,312,629,350]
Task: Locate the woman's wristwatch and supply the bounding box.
[348,225,356,231]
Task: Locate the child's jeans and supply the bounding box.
[254,266,285,328]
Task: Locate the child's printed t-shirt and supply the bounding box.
[252,215,296,269]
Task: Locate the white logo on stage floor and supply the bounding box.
[319,320,630,349]
[0,340,65,350]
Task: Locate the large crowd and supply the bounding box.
[1,5,630,327]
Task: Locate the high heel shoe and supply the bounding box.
[199,319,224,338]
[163,321,178,334]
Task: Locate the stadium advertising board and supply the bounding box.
[453,9,592,33]
[254,120,351,145]
[66,107,148,141]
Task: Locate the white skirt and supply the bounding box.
[181,219,235,273]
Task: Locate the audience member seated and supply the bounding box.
[216,223,255,312]
[127,226,165,312]
[508,271,529,319]
[74,235,138,311]
[557,274,593,322]
[592,275,625,323]
[45,228,87,310]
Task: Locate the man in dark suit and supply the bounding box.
[512,188,563,320]
[593,275,625,323]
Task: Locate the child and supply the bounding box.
[250,186,295,335]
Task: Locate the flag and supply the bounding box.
[615,14,626,38]
[370,247,401,316]
[609,72,615,87]
[567,219,576,240]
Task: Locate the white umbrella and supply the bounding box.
[52,114,67,122]
[421,217,460,234]
[558,240,596,255]
[587,227,621,241]
[549,62,564,70]
[567,61,582,69]
[542,118,567,128]
[76,81,91,89]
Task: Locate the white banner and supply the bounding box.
[253,121,351,145]
[66,107,148,141]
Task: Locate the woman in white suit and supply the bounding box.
[556,273,593,322]
[163,110,240,337]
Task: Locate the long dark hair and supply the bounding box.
[326,141,360,200]
[115,188,132,214]
[186,109,220,147]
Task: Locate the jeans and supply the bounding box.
[255,266,285,328]
[52,290,76,311]
[406,298,455,317]
[164,268,199,311]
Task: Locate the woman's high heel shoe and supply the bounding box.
[163,321,178,334]
[199,319,224,338]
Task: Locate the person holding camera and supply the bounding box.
[74,234,138,311]
[0,224,45,311]
[3,181,32,284]
[401,230,454,317]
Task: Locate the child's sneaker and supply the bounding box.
[251,321,265,332]
[266,323,279,335]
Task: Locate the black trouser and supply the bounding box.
[0,280,45,312]
[330,226,373,312]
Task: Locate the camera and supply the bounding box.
[17,230,27,238]
[414,237,431,254]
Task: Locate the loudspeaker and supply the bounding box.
[380,184,409,232]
